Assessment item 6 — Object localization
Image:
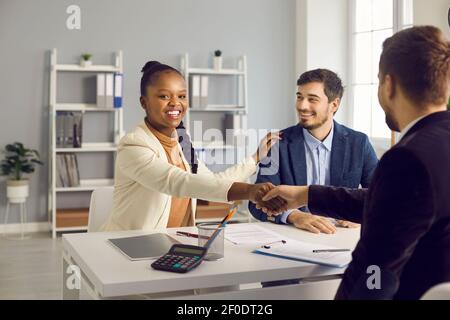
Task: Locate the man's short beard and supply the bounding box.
[299,114,330,131]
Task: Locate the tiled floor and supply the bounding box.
[0,232,62,299]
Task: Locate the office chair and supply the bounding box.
[88,186,114,232]
[421,282,450,300]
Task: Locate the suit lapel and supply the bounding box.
[288,126,307,185]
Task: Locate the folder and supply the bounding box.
[105,73,114,108]
[114,73,123,108]
[108,233,180,261]
[96,74,106,108]
[253,239,352,268]
[200,76,209,109]
[190,75,200,109]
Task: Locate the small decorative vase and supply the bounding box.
[6,180,29,204]
[213,56,222,70]
[80,59,92,67]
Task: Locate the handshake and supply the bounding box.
[229,182,309,216]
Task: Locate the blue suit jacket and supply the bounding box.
[248,121,378,223]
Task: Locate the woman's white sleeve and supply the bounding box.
[117,136,233,202]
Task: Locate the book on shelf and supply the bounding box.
[72,112,82,148]
[56,112,83,148]
[56,153,80,188]
[56,111,65,148]
[64,112,74,147]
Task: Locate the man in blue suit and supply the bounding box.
[249,69,378,233]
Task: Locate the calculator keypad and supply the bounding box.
[151,254,203,273]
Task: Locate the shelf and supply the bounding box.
[55,226,88,232]
[55,143,117,153]
[50,49,124,238]
[54,103,118,112]
[187,68,244,75]
[190,105,246,112]
[192,141,235,150]
[55,64,120,72]
[56,179,113,192]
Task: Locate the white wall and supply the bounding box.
[414,0,450,37]
[295,0,350,126]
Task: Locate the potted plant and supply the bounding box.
[213,50,222,70]
[1,142,43,204]
[80,53,92,67]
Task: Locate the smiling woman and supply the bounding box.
[99,61,283,232]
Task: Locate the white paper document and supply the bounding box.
[254,239,352,268]
[225,224,285,245]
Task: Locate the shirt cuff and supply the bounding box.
[280,209,295,224]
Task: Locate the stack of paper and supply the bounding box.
[225,224,285,245]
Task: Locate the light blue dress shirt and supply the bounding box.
[280,125,334,224]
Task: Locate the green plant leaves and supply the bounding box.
[0,142,43,179]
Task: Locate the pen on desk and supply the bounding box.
[312,249,351,253]
[176,231,209,239]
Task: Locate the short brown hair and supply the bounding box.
[297,69,344,102]
[379,26,450,107]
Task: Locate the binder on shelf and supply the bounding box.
[200,76,209,109]
[96,74,106,108]
[114,73,123,108]
[190,75,201,109]
[105,73,114,108]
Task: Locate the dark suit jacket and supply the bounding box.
[308,111,450,300]
[249,121,378,223]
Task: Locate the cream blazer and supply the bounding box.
[100,122,257,232]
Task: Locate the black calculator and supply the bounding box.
[151,244,207,273]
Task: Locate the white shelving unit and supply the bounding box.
[48,49,124,238]
[180,53,251,223]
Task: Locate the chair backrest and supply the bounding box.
[88,186,114,232]
[421,282,450,300]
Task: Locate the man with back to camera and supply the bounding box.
[260,26,450,300]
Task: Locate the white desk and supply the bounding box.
[62,222,359,300]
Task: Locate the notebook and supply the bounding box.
[108,233,180,261]
[253,239,352,268]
